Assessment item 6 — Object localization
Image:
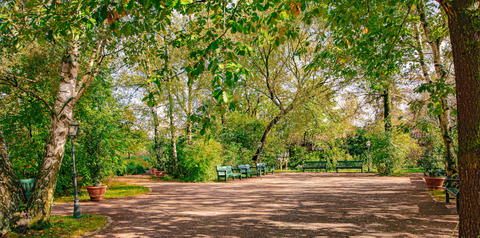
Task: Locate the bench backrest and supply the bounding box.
[238,164,252,173]
[337,160,363,167]
[216,166,233,175]
[304,161,327,165]
[256,163,266,169]
[444,178,460,189]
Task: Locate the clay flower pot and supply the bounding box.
[155,171,166,178]
[150,168,158,175]
[86,186,107,201]
[424,177,445,190]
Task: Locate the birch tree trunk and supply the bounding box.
[417,1,458,178]
[26,45,78,225]
[0,126,27,234]
[0,39,104,230]
[437,0,480,236]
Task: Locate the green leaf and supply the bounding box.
[37,35,46,46]
[146,100,154,107]
[180,0,193,5]
[0,21,9,31]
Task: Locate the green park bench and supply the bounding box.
[20,179,35,200]
[255,163,274,175]
[336,160,364,173]
[443,178,460,213]
[265,165,274,174]
[216,166,242,183]
[302,161,328,172]
[237,164,259,178]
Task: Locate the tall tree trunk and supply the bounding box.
[167,84,177,170]
[151,107,164,170]
[1,38,103,233]
[26,44,78,225]
[438,0,480,236]
[0,126,27,234]
[383,89,392,132]
[417,0,458,178]
[438,98,457,177]
[253,103,295,162]
[186,84,193,144]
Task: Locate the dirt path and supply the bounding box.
[52,173,459,237]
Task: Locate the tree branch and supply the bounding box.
[0,78,54,115]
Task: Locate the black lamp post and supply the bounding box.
[68,120,81,218]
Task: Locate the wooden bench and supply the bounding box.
[443,178,460,212]
[216,166,242,183]
[336,160,363,173]
[237,164,259,178]
[302,161,328,172]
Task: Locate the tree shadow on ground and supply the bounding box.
[53,173,458,238]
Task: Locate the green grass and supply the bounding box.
[54,181,149,203]
[404,168,424,173]
[428,189,447,202]
[274,169,302,173]
[5,214,106,238]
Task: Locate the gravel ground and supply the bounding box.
[52,172,459,237]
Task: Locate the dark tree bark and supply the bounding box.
[253,103,295,162]
[437,0,480,236]
[383,89,392,132]
[151,107,164,170]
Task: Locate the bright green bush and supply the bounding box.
[177,139,223,182]
[367,128,419,175]
[289,145,308,169]
[324,147,353,171]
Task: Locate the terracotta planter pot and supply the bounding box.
[155,171,166,178]
[150,168,158,175]
[86,186,107,201]
[424,177,445,190]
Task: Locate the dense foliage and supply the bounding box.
[3,0,478,235]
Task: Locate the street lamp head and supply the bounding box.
[366,141,371,147]
[68,120,80,138]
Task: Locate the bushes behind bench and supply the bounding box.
[301,160,365,172]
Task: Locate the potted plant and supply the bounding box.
[418,151,445,190]
[84,159,108,201]
[154,170,166,177]
[150,168,158,175]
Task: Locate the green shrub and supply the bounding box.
[324,147,352,171]
[177,139,223,182]
[289,145,308,169]
[126,159,148,175]
[367,128,419,175]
